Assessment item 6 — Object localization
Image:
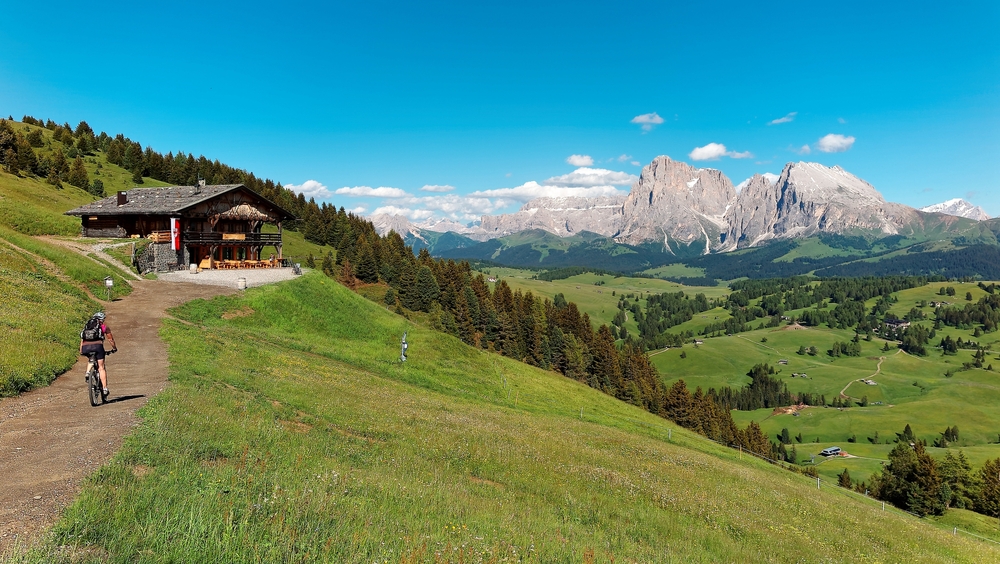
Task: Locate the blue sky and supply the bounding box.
[2,1,997,221]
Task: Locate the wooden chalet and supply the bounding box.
[65,182,297,270]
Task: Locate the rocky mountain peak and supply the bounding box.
[478,195,625,239]
[920,198,989,221]
[720,162,916,250]
[615,155,735,251]
[370,213,420,238]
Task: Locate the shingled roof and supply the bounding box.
[64,184,295,219]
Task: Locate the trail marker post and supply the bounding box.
[104,276,113,302]
[400,332,408,362]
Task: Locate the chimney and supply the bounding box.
[117,191,128,206]
[198,179,206,188]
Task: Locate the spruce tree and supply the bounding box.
[67,155,89,189]
[977,458,1000,518]
[354,236,378,283]
[321,251,335,277]
[3,148,17,174]
[838,468,852,488]
[414,265,440,312]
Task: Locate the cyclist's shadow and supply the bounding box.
[103,394,145,404]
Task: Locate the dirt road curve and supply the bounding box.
[0,280,233,553]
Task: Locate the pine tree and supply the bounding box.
[940,450,975,509]
[67,155,89,189]
[977,458,1000,518]
[51,147,68,178]
[414,265,440,312]
[338,258,356,288]
[321,251,335,277]
[3,148,17,174]
[838,468,853,488]
[46,167,62,188]
[354,235,378,283]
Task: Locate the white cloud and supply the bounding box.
[631,112,664,131]
[689,143,754,161]
[372,205,414,217]
[349,206,366,214]
[420,184,455,193]
[617,154,632,162]
[690,143,728,161]
[284,180,332,200]
[792,144,811,155]
[358,166,636,224]
[566,154,594,166]
[816,133,855,153]
[334,186,409,198]
[544,167,638,187]
[838,117,847,124]
[768,111,797,125]
[471,182,626,202]
[630,161,640,166]
[372,194,514,222]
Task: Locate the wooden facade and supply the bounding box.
[67,183,297,269]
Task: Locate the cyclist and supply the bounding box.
[79,312,117,396]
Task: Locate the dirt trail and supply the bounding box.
[839,354,890,398]
[37,236,142,281]
[0,280,233,552]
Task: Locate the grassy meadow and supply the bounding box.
[17,273,998,562]
[497,268,1000,501]
[0,234,97,395]
[481,267,726,336]
[650,301,1000,484]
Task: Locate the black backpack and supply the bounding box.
[81,317,104,341]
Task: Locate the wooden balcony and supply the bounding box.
[149,231,281,245]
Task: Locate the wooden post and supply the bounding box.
[277,221,283,259]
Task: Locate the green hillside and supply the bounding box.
[20,273,998,562]
[0,119,331,396]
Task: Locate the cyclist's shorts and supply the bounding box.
[81,343,106,360]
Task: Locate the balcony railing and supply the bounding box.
[149,231,282,245]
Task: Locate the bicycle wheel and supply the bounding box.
[88,368,102,406]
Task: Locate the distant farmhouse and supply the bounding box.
[883,319,911,330]
[66,182,296,272]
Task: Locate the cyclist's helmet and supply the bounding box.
[93,312,106,321]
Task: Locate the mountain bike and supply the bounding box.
[84,350,114,406]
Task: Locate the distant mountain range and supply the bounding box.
[372,156,990,260]
[920,198,990,221]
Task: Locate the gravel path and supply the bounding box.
[157,267,303,288]
[0,281,234,554]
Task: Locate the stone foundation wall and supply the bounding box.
[83,226,127,238]
[137,243,190,273]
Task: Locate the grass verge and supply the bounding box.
[20,274,999,562]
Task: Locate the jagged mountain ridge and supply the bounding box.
[373,157,979,255]
[720,162,919,250]
[615,156,735,253]
[479,196,625,240]
[920,198,990,221]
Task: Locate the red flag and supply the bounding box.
[170,218,180,251]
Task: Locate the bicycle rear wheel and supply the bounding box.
[88,368,102,406]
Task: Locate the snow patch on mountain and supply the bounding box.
[920,198,989,221]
